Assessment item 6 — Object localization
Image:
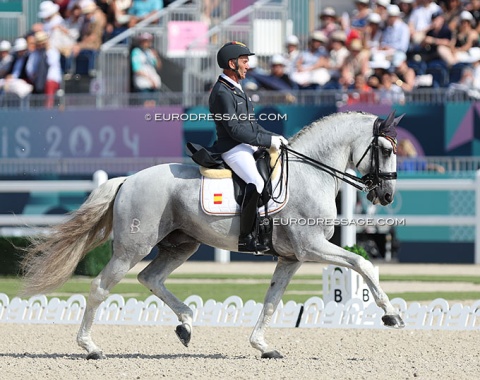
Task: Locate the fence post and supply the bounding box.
[476,170,480,264]
[93,170,108,188]
[341,169,357,247]
[214,248,230,263]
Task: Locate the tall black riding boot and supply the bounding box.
[238,183,269,253]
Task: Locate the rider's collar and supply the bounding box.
[220,73,244,93]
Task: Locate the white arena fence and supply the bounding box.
[341,169,480,264]
[0,170,108,228]
[0,293,479,330]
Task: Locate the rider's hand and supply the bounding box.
[270,136,288,150]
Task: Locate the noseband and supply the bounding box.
[355,133,397,192]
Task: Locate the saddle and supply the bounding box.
[186,143,280,207]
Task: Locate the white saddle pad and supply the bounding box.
[201,171,289,216]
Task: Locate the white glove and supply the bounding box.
[270,135,289,150]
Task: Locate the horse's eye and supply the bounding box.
[382,148,392,156]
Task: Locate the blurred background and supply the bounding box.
[1,0,480,265]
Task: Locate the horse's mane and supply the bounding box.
[290,111,372,144]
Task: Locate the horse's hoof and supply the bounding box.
[382,314,405,329]
[175,324,191,347]
[261,350,284,359]
[86,351,105,360]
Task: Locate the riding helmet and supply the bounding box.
[217,41,255,69]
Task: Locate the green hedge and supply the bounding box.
[0,237,112,277]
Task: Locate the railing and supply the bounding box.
[0,157,188,176]
[1,88,477,110]
[0,170,108,227]
[341,170,480,264]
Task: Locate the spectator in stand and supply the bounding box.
[128,0,164,27]
[131,32,162,104]
[378,69,406,104]
[418,11,452,64]
[33,1,65,34]
[105,0,133,40]
[35,1,80,64]
[340,38,370,88]
[327,30,350,89]
[0,41,13,79]
[375,0,391,28]
[408,0,435,50]
[267,54,298,90]
[347,72,375,104]
[391,51,416,91]
[443,0,463,31]
[290,31,331,89]
[26,31,62,108]
[350,0,372,33]
[318,7,341,39]
[397,138,445,172]
[380,5,411,60]
[72,0,107,75]
[8,38,30,81]
[363,12,383,54]
[398,0,415,25]
[443,11,479,66]
[283,35,300,76]
[468,0,480,32]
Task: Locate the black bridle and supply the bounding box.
[276,121,397,193]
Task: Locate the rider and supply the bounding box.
[210,41,289,253]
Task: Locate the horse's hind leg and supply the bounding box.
[77,244,148,359]
[137,234,199,347]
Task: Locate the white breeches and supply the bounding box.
[221,143,264,194]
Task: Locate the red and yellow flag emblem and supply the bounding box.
[213,193,223,205]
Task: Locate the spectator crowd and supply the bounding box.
[2,0,480,107]
[245,0,480,103]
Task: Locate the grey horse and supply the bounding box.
[21,111,404,359]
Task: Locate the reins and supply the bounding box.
[280,145,373,192]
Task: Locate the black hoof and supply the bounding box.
[382,314,405,329]
[86,351,104,360]
[261,350,284,359]
[175,324,191,347]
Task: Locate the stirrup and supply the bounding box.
[238,234,269,253]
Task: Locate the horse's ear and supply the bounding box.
[385,111,396,126]
[393,113,405,126]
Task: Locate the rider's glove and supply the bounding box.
[270,135,289,150]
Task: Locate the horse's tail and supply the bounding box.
[20,176,128,297]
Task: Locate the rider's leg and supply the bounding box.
[222,144,268,252]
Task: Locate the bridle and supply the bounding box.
[276,117,398,194]
[354,117,398,192]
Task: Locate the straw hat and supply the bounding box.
[310,31,328,43]
[80,0,97,14]
[34,31,49,44]
[38,1,60,19]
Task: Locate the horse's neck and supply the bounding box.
[290,116,369,171]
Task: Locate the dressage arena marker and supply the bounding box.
[1,293,479,330]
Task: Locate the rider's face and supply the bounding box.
[230,55,249,79]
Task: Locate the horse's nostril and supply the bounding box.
[385,193,392,203]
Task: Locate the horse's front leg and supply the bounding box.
[250,258,302,359]
[298,237,404,328]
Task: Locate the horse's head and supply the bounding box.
[354,111,403,206]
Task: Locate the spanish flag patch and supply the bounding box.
[213,193,223,204]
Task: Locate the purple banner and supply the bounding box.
[0,106,183,158]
